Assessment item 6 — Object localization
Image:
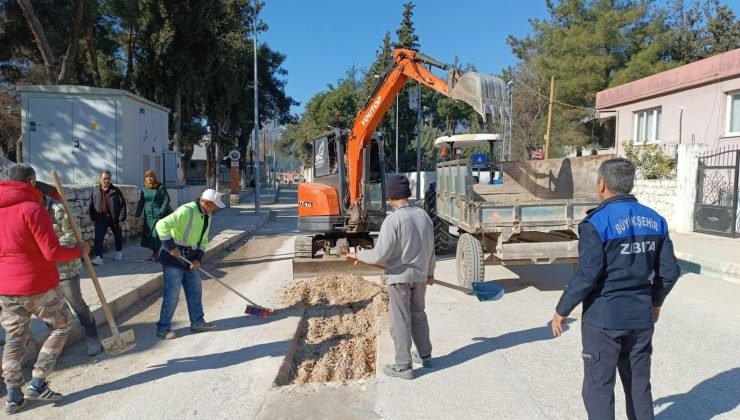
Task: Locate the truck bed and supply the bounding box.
[435,156,611,237]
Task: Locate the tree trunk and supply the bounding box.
[172,88,183,183]
[205,132,215,188]
[123,24,135,91]
[86,23,101,86]
[16,0,57,84]
[57,0,85,84]
[16,134,23,163]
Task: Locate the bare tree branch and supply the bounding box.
[16,0,57,84]
[57,0,85,84]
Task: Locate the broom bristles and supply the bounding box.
[245,305,271,318]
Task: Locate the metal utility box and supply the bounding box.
[18,85,170,186]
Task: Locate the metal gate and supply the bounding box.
[694,147,739,237]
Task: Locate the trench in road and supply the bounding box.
[273,274,388,385]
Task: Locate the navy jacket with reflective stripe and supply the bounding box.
[556,195,681,330]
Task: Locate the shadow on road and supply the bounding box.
[654,367,740,419]
[55,338,291,406]
[415,319,574,378]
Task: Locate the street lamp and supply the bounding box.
[252,18,260,214]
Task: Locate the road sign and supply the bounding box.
[472,153,488,169]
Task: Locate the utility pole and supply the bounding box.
[416,82,422,200]
[507,80,513,161]
[252,20,261,214]
[545,75,555,160]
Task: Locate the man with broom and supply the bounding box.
[154,188,225,340]
[346,174,436,380]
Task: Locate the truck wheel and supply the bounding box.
[294,236,315,258]
[423,183,449,254]
[456,233,485,292]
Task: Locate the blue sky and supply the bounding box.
[260,0,551,114]
[261,0,740,115]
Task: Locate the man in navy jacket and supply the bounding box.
[551,158,681,420]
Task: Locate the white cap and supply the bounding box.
[200,189,225,208]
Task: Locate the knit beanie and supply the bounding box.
[386,175,412,200]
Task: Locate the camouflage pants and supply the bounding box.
[0,287,72,388]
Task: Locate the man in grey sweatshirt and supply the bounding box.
[347,175,435,380]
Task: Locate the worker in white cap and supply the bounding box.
[154,188,225,339]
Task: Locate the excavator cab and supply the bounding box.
[296,129,386,258]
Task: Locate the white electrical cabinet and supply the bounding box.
[18,85,170,186]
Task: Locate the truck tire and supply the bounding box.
[456,233,485,292]
[423,183,450,254]
[294,236,315,258]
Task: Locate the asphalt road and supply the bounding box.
[12,186,740,419]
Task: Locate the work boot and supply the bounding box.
[382,364,413,380]
[114,251,123,261]
[91,256,104,266]
[26,381,63,401]
[156,330,177,340]
[190,322,217,333]
[86,337,102,356]
[4,398,30,415]
[411,350,433,368]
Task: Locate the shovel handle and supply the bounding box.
[51,171,120,336]
[178,256,262,308]
[430,279,472,294]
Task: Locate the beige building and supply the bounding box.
[596,48,740,155]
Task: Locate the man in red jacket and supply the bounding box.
[0,164,90,414]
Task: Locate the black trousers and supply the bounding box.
[93,216,123,257]
[581,322,654,420]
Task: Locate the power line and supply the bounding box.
[511,74,595,113]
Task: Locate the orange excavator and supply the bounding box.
[294,48,508,270]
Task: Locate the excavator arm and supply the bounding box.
[347,49,454,206]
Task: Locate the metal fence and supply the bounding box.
[693,146,740,237]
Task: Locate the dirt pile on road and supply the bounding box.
[279,274,388,385]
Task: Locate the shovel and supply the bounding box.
[349,258,504,302]
[51,171,136,356]
[431,279,505,302]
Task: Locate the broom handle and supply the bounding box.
[178,256,261,307]
[51,171,120,335]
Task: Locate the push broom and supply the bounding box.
[179,256,271,317]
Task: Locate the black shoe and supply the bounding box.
[4,398,31,415]
[190,322,217,333]
[156,330,177,339]
[25,382,62,401]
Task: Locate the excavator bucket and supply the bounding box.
[293,256,385,279]
[449,72,509,121]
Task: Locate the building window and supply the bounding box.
[727,91,740,135]
[633,107,661,143]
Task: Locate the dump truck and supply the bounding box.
[425,134,612,290]
[293,49,509,277]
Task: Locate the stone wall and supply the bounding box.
[631,179,677,221]
[61,185,144,251]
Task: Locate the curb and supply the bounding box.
[676,251,740,284]
[21,209,273,365]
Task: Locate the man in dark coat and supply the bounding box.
[89,170,127,265]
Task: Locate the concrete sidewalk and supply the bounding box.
[3,187,279,363]
[671,231,740,283]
